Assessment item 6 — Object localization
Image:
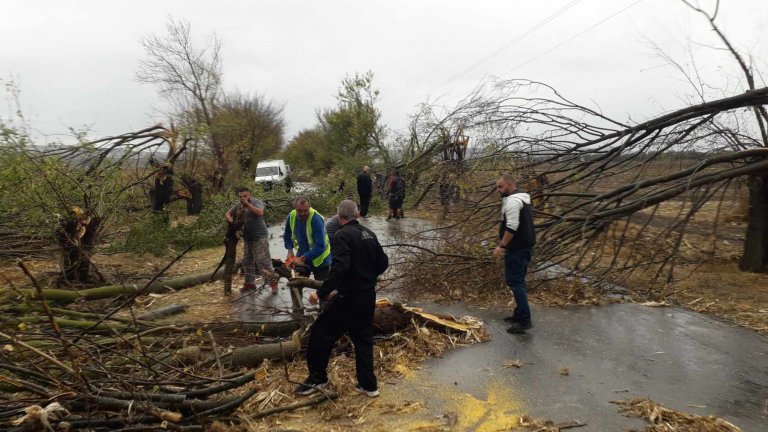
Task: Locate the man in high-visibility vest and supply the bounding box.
[289,199,389,397]
[283,195,332,280]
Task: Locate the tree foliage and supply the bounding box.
[213,92,285,176]
[137,19,287,187]
[282,127,330,175]
[284,71,390,175]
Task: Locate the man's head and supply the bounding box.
[294,195,311,220]
[236,187,251,201]
[496,174,517,198]
[363,166,369,173]
[337,199,359,225]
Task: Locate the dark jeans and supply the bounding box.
[359,193,371,217]
[504,247,533,325]
[306,290,376,390]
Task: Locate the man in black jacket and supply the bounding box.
[356,166,373,217]
[492,174,536,333]
[289,199,389,397]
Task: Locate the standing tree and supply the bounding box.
[213,92,285,176]
[318,71,390,165]
[282,127,332,175]
[137,18,227,189]
[678,0,768,272]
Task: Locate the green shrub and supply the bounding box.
[119,194,231,256]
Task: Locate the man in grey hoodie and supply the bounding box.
[492,174,536,333]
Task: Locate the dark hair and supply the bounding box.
[235,187,249,194]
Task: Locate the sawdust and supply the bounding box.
[612,398,742,432]
[445,382,523,431]
[227,318,489,431]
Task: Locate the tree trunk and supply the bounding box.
[740,174,768,272]
[13,267,226,304]
[151,175,174,212]
[185,177,203,215]
[57,215,101,284]
[222,237,238,295]
[229,331,302,367]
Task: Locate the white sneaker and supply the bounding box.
[354,385,379,398]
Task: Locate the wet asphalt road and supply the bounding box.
[400,302,768,431]
[232,215,768,430]
[232,216,431,321]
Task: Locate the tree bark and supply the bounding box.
[13,268,225,304]
[185,177,203,215]
[740,174,768,272]
[222,237,238,295]
[229,330,302,367]
[136,304,188,321]
[57,215,101,284]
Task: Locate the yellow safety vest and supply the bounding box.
[289,208,331,268]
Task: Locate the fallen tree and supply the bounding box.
[6,267,226,304]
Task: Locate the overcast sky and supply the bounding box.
[2,0,766,145]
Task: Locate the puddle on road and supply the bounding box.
[234,215,436,322]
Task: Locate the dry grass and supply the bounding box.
[529,278,620,307]
[612,398,742,432]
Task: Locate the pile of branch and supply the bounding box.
[1,257,487,431]
[612,398,742,432]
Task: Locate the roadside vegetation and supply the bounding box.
[1,2,767,430]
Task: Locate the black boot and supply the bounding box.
[506,322,532,333]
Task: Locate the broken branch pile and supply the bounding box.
[1,270,487,431]
[612,398,742,432]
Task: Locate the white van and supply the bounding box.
[254,159,290,191]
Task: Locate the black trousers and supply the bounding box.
[306,290,376,390]
[359,193,371,217]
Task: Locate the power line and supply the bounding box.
[504,0,645,74]
[428,0,584,93]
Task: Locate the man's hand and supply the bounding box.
[286,250,294,261]
[293,255,306,266]
[308,291,319,305]
[492,246,505,259]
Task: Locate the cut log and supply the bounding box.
[11,268,225,304]
[217,320,303,338]
[2,304,155,327]
[229,330,303,367]
[0,316,129,333]
[179,329,304,368]
[137,304,187,321]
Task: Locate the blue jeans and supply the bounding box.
[504,247,533,324]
